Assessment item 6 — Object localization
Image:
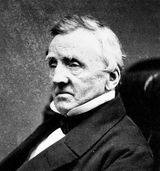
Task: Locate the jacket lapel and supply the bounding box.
[17,138,78,171]
[12,94,125,171]
[65,94,125,157]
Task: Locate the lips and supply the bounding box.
[54,86,74,96]
[55,91,73,96]
[58,92,72,95]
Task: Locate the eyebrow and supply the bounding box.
[45,51,56,61]
[45,49,49,56]
[45,51,83,65]
[45,49,51,61]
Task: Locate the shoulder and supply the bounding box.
[109,114,152,151]
[99,115,154,170]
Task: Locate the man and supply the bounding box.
[0,15,153,170]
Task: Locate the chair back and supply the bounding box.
[120,58,160,171]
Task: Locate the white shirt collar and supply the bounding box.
[50,90,115,117]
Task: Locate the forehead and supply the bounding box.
[46,28,102,61]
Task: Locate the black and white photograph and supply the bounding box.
[0,0,159,170]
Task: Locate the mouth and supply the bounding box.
[55,91,73,96]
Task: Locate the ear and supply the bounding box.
[105,68,121,91]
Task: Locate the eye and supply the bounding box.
[69,59,80,68]
[67,58,84,75]
[48,58,57,69]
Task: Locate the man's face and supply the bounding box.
[46,28,109,115]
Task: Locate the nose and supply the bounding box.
[51,63,69,84]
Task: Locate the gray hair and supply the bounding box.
[51,15,126,72]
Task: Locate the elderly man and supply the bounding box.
[0,15,153,171]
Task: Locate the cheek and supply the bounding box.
[76,72,106,97]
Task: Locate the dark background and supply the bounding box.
[0,0,160,161]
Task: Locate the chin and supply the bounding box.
[54,98,77,113]
[55,104,73,115]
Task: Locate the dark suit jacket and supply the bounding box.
[0,94,153,171]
